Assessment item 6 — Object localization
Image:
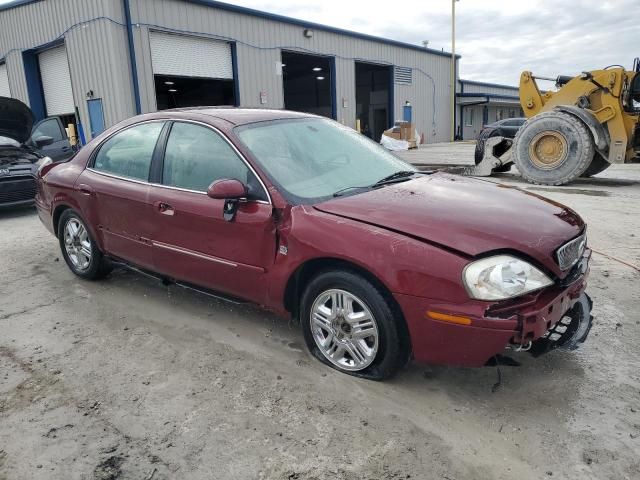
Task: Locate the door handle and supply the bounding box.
[61,146,70,152]
[77,184,94,196]
[155,201,175,216]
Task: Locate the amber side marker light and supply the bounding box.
[426,311,472,326]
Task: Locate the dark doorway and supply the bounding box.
[282,51,334,118]
[155,75,235,110]
[355,62,392,141]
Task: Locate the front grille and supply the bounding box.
[555,232,586,271]
[0,176,37,204]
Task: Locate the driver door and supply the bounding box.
[31,117,73,161]
[148,121,275,304]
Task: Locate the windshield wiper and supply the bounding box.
[333,185,371,197]
[371,170,418,187]
[332,170,423,198]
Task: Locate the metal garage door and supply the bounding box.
[39,45,75,116]
[150,32,233,79]
[0,63,10,97]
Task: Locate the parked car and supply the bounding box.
[0,97,70,208]
[28,115,76,162]
[35,108,592,379]
[474,117,527,168]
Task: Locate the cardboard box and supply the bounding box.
[383,127,402,140]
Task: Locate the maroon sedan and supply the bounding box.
[35,108,592,379]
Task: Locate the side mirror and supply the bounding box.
[33,136,54,148]
[207,178,247,200]
[207,179,248,222]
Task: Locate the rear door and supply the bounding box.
[147,121,275,303]
[30,117,73,161]
[76,121,166,270]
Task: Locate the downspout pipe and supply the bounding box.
[123,0,142,115]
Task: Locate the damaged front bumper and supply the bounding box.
[396,251,593,367]
[527,293,593,356]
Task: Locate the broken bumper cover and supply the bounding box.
[395,253,592,367]
[528,293,592,356]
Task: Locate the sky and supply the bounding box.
[224,0,638,86]
[0,0,637,86]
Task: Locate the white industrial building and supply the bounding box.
[457,79,524,140]
[0,0,469,145]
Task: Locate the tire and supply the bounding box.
[581,155,611,177]
[474,128,497,164]
[300,270,408,380]
[475,128,512,173]
[58,209,112,280]
[512,111,594,185]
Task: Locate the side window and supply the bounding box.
[93,122,164,181]
[162,122,250,192]
[32,118,64,142]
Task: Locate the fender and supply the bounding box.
[553,105,610,160]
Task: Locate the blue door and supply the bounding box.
[87,98,105,138]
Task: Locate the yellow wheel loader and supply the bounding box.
[474,58,640,185]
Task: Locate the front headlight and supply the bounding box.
[35,156,53,173]
[463,255,553,301]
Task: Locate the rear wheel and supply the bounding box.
[581,155,611,177]
[513,111,594,185]
[58,209,112,280]
[300,270,407,380]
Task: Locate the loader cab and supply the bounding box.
[630,74,640,104]
[628,58,640,111]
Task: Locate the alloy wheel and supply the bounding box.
[310,289,379,371]
[63,218,92,271]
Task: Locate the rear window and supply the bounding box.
[93,122,164,181]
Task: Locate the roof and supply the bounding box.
[457,93,520,100]
[459,79,519,91]
[138,107,316,126]
[0,0,460,59]
[177,107,314,125]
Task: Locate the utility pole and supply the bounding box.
[451,0,457,142]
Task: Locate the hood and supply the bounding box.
[314,173,584,277]
[0,96,34,144]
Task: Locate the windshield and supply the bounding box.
[235,118,415,203]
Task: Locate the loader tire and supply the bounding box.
[581,155,611,177]
[474,128,512,173]
[512,111,594,185]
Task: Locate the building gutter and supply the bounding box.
[123,0,142,115]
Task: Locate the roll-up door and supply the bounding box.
[0,63,10,97]
[150,32,233,79]
[38,45,75,115]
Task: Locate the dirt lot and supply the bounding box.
[1,163,639,480]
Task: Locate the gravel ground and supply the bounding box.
[1,164,639,480]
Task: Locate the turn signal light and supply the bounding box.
[426,311,472,326]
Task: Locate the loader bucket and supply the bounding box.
[463,136,514,176]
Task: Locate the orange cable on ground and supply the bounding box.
[591,248,640,273]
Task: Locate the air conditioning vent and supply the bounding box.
[394,67,412,85]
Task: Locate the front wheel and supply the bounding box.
[58,209,112,280]
[512,111,594,185]
[300,270,408,380]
